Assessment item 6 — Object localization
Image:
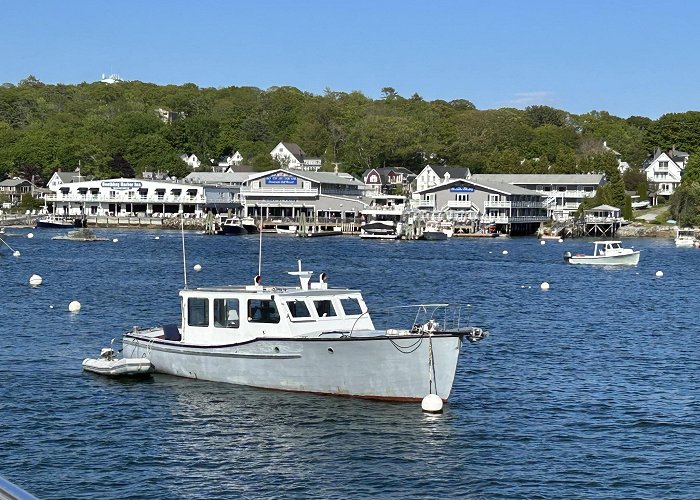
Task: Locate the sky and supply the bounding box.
[2,0,700,120]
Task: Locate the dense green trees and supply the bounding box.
[1,77,699,202]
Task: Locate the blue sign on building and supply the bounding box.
[265,175,298,185]
[450,186,474,192]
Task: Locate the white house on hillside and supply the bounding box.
[603,141,630,174]
[270,142,321,171]
[415,165,471,192]
[644,147,688,204]
[180,153,201,170]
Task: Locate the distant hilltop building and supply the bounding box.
[99,73,125,84]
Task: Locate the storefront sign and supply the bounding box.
[101,180,143,190]
[450,186,474,192]
[265,175,298,185]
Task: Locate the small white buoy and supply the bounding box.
[29,274,43,286]
[655,270,663,277]
[13,250,20,257]
[558,238,564,243]
[49,305,54,309]
[502,250,508,255]
[112,238,119,243]
[540,281,550,290]
[68,300,81,313]
[421,394,443,413]
[154,236,160,240]
[193,264,202,272]
[27,233,34,239]
[540,240,546,245]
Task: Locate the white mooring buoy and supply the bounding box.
[193,264,202,272]
[27,233,34,239]
[112,238,119,243]
[13,250,20,257]
[68,300,81,313]
[29,274,42,286]
[422,393,443,413]
[540,281,550,290]
[155,236,160,240]
[540,240,546,245]
[558,238,564,243]
[502,250,508,255]
[655,270,664,277]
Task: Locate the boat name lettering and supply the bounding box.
[450,186,474,192]
[265,176,298,185]
[101,181,143,190]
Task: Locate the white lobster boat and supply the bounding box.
[563,240,640,266]
[121,261,487,401]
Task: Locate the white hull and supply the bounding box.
[123,331,463,401]
[567,251,640,266]
[359,233,401,240]
[675,238,695,247]
[82,357,154,376]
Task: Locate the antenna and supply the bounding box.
[181,216,188,289]
[257,218,263,279]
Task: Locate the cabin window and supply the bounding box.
[187,298,209,327]
[287,300,311,318]
[247,299,280,324]
[340,298,363,316]
[214,298,239,329]
[314,299,337,318]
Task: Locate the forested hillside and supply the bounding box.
[1,76,700,190]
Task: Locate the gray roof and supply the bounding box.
[55,171,91,183]
[418,178,538,196]
[248,169,362,186]
[184,171,250,184]
[473,173,605,185]
[427,165,471,178]
[0,178,31,187]
[281,142,305,161]
[588,204,620,211]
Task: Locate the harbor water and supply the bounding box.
[1,230,700,499]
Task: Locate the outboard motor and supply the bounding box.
[563,251,572,262]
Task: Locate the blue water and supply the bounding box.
[2,230,700,499]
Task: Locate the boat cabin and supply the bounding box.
[593,241,625,256]
[175,268,375,345]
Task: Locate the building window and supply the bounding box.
[659,161,669,171]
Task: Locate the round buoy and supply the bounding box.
[540,240,546,245]
[27,233,34,239]
[558,238,564,243]
[112,238,119,243]
[29,274,42,286]
[502,250,508,255]
[422,394,443,413]
[49,305,54,309]
[68,300,81,313]
[655,270,663,277]
[193,264,202,272]
[540,282,550,290]
[155,236,160,240]
[13,250,20,257]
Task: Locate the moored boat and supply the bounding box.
[121,261,487,401]
[674,227,696,247]
[35,214,80,229]
[563,240,640,266]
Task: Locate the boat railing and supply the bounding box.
[359,303,484,337]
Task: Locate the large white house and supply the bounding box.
[270,142,321,171]
[414,165,471,192]
[644,147,689,204]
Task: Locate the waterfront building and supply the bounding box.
[412,177,548,235]
[414,165,471,192]
[45,178,208,217]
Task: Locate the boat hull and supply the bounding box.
[35,218,76,229]
[421,231,448,241]
[122,332,464,401]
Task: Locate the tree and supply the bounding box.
[623,195,633,220]
[108,153,135,178]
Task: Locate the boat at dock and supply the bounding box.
[674,227,697,247]
[35,214,82,229]
[563,240,640,266]
[121,260,487,401]
[360,195,407,240]
[420,220,448,240]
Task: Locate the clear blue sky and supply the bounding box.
[2,0,699,119]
